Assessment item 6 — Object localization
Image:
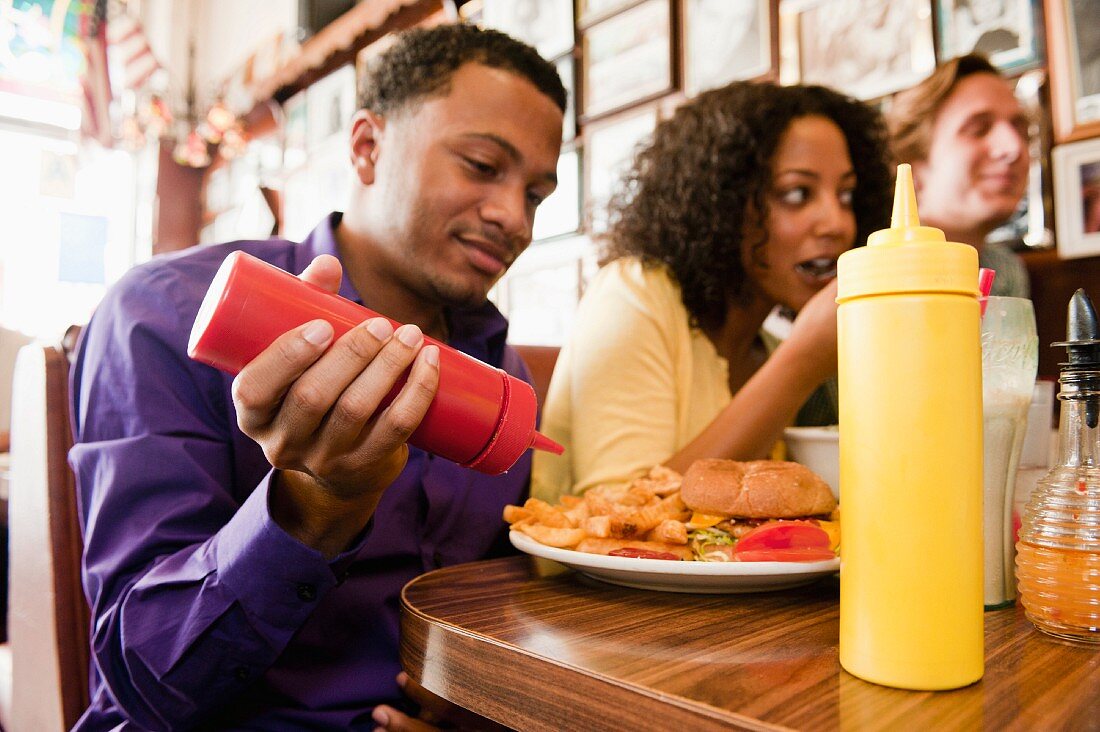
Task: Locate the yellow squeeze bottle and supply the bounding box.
[837,165,984,690]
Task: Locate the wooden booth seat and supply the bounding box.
[3,340,89,731]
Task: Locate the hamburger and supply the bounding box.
[680,459,839,561]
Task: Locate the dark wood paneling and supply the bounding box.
[1021,249,1100,380]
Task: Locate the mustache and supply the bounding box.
[451,225,521,263]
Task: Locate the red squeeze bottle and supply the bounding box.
[187,251,563,475]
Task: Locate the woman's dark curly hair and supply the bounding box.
[601,81,892,332]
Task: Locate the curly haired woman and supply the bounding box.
[532,81,892,501]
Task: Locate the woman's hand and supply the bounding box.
[784,279,839,379]
[371,672,511,732]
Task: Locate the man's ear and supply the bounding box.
[350,109,385,185]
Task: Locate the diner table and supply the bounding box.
[401,554,1100,731]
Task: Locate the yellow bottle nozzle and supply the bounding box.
[867,163,945,247]
[891,163,920,229]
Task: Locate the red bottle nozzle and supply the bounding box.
[531,431,564,455]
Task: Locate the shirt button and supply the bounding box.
[296,583,317,601]
[234,666,250,681]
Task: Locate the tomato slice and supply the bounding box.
[608,548,681,561]
[734,521,831,554]
[735,548,838,562]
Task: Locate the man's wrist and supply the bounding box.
[270,470,380,559]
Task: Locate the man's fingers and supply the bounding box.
[233,319,333,432]
[299,254,343,293]
[323,325,433,450]
[279,317,396,441]
[354,341,439,455]
[371,704,440,732]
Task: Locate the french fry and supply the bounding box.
[502,505,531,524]
[522,498,571,528]
[575,537,692,560]
[516,522,586,548]
[647,519,688,545]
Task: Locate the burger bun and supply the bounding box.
[680,459,837,519]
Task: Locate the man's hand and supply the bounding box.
[371,672,511,732]
[230,255,441,556]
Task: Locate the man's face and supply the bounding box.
[361,63,563,308]
[912,73,1029,236]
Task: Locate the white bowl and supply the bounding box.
[783,426,839,501]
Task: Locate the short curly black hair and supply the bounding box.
[357,23,567,115]
[602,81,893,332]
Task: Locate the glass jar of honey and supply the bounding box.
[1016,289,1100,643]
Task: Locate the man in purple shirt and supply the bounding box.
[70,24,564,730]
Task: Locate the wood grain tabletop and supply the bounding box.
[400,555,1100,731]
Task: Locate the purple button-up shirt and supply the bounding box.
[70,214,532,730]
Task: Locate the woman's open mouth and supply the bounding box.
[794,257,837,282]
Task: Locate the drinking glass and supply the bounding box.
[980,296,1038,609]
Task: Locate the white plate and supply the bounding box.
[510,531,839,594]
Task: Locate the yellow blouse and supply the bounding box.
[531,258,732,502]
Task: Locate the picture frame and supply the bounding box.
[581,0,673,120]
[794,0,936,101]
[533,149,581,241]
[481,0,575,61]
[493,234,596,345]
[682,0,776,96]
[577,0,640,26]
[306,64,356,151]
[1052,136,1100,259]
[582,104,660,232]
[556,54,577,143]
[934,0,1042,73]
[1045,0,1100,143]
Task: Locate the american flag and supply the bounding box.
[107,7,162,92]
[78,0,113,146]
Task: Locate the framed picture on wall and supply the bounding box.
[556,54,577,142]
[482,0,575,61]
[1053,137,1100,259]
[577,0,638,26]
[582,0,672,119]
[1046,0,1100,142]
[795,0,936,101]
[934,0,1042,73]
[533,149,581,241]
[682,0,775,96]
[583,104,659,232]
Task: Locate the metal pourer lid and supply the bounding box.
[1052,288,1100,370]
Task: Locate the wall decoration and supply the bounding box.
[583,104,659,232]
[1046,0,1100,142]
[482,0,575,60]
[58,213,107,284]
[1053,136,1100,258]
[533,150,581,241]
[306,64,356,151]
[935,0,1041,72]
[582,0,672,119]
[683,0,774,95]
[556,54,577,142]
[282,90,308,170]
[577,0,638,25]
[795,0,936,101]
